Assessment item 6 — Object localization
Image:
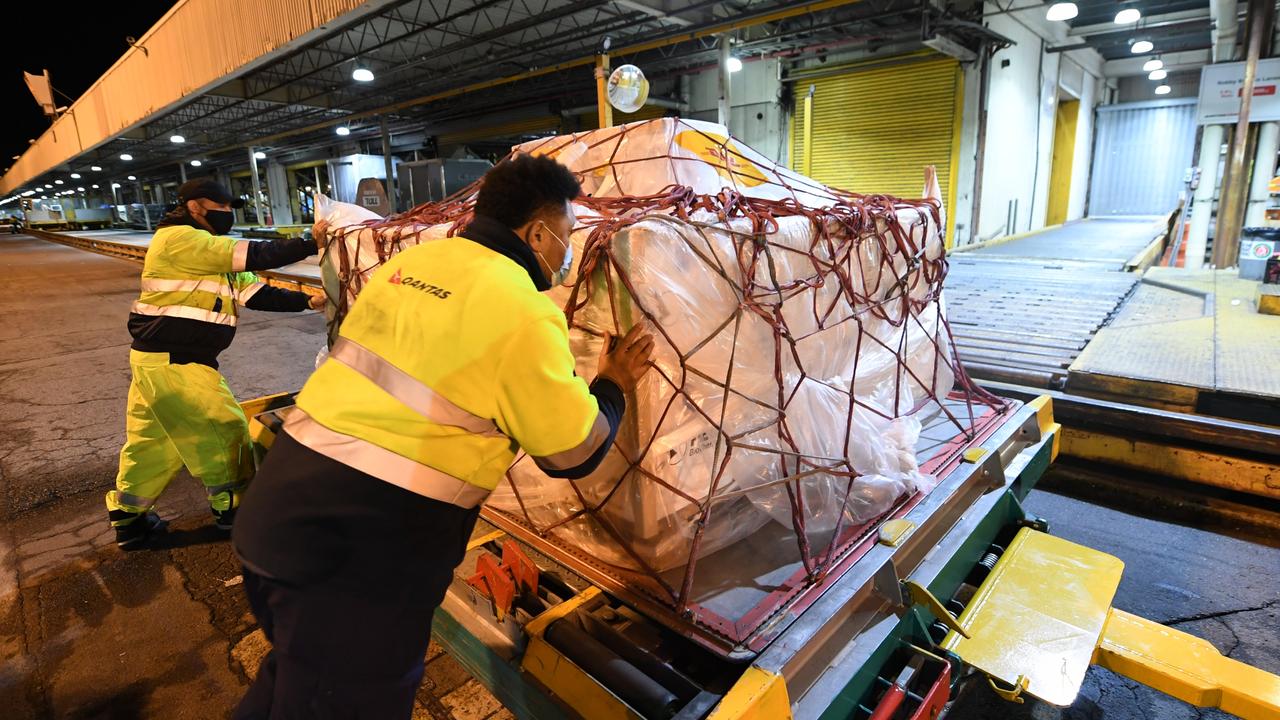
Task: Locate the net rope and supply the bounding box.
[320,119,1005,618]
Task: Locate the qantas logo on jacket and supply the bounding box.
[388,268,451,299]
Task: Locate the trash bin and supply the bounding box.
[1240,227,1280,280]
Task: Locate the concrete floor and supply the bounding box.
[0,233,1276,719]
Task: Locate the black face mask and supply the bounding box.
[204,209,235,235]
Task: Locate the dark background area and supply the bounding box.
[4,4,170,173]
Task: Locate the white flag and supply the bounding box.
[24,70,56,117]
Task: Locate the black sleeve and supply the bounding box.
[245,286,312,313]
[244,236,317,271]
[545,377,626,480]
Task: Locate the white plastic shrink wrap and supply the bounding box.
[315,118,956,572]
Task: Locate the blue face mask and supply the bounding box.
[535,222,573,286]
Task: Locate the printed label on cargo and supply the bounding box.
[674,130,769,187]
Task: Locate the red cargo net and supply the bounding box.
[321,119,1005,649]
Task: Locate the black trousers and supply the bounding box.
[232,432,481,719]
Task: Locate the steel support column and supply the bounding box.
[249,147,266,225]
[380,115,397,214]
[136,182,151,232]
[717,36,732,130]
[595,54,613,129]
[1187,124,1226,269]
[1214,0,1275,267]
[1245,121,1279,226]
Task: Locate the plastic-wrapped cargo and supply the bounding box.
[315,118,970,583]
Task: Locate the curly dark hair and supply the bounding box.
[473,153,581,229]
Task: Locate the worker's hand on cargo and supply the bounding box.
[596,325,655,391]
[308,294,325,311]
[313,220,330,251]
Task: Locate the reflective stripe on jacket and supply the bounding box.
[291,226,615,506]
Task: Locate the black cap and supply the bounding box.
[177,178,245,209]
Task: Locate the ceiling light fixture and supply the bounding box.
[1149,69,1168,80]
[127,175,137,180]
[1131,40,1154,54]
[190,160,202,167]
[1045,2,1078,22]
[91,165,102,171]
[726,56,743,72]
[1115,8,1141,23]
[336,126,351,136]
[352,67,374,82]
[254,151,267,160]
[170,135,185,143]
[1143,58,1163,72]
[120,153,133,161]
[1155,84,1171,95]
[70,172,81,179]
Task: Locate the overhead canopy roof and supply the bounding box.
[1054,0,1223,68]
[3,0,1081,195]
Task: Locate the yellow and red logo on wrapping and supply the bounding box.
[674,130,769,187]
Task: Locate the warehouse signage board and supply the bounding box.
[1197,59,1280,124]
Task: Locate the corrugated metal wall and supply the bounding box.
[790,55,961,198]
[1,0,386,195]
[1088,98,1198,216]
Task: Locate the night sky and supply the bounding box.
[4,4,170,174]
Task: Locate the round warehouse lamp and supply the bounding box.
[1149,69,1168,80]
[92,184,99,189]
[77,186,84,191]
[1131,40,1154,54]
[1143,58,1163,72]
[726,56,743,73]
[90,165,102,171]
[190,160,202,167]
[1114,8,1140,23]
[335,126,351,136]
[352,67,374,82]
[120,153,133,161]
[170,135,185,143]
[54,179,63,185]
[1155,85,1171,95]
[127,175,136,180]
[1045,2,1078,21]
[70,173,81,179]
[607,64,650,113]
[254,151,267,160]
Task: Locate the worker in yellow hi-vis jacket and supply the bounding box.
[108,178,322,549]
[232,155,655,719]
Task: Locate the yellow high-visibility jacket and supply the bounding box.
[288,215,622,508]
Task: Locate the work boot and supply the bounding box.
[212,505,237,531]
[111,510,168,550]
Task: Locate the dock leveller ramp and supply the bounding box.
[940,528,1280,719]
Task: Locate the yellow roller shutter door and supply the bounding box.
[791,55,963,238]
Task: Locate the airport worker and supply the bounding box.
[107,178,323,548]
[231,154,654,719]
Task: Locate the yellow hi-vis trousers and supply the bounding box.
[106,350,254,524]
